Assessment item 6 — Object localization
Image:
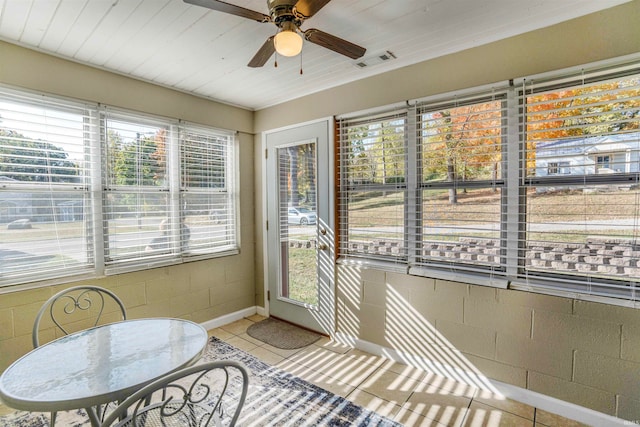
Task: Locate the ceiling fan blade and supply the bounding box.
[294,0,332,19]
[248,36,276,68]
[183,0,270,23]
[303,28,366,60]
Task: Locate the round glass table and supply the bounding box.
[0,317,208,426]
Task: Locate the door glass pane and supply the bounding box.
[277,142,318,306]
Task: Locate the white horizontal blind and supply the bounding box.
[180,125,237,254]
[276,141,319,304]
[521,65,640,299]
[338,111,407,262]
[0,89,95,283]
[102,111,175,267]
[414,92,507,277]
[0,87,239,286]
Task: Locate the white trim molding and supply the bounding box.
[200,306,258,331]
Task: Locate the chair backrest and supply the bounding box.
[32,285,127,348]
[100,361,249,427]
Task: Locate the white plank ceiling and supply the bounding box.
[0,0,631,110]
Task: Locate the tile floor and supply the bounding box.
[0,314,592,427]
[212,315,591,427]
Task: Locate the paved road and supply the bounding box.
[2,219,636,269]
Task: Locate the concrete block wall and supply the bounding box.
[0,251,255,373]
[336,264,640,421]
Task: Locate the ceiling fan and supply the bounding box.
[183,0,366,67]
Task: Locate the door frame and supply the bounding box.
[260,117,335,334]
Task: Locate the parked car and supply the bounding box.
[6,219,31,230]
[287,207,316,225]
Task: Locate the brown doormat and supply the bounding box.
[247,317,322,349]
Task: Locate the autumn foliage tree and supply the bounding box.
[525,77,640,176]
[421,100,503,204]
[344,120,405,185]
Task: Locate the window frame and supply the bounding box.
[0,86,239,287]
[515,64,640,301]
[0,88,96,284]
[337,110,409,265]
[412,92,509,282]
[337,57,640,305]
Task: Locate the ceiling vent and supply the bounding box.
[355,51,397,68]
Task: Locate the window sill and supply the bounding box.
[337,257,408,274]
[509,279,640,309]
[409,266,508,288]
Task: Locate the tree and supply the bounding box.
[344,120,405,186]
[0,128,79,182]
[113,132,163,187]
[152,129,167,184]
[374,120,405,185]
[345,125,376,184]
[281,143,316,208]
[103,127,166,216]
[180,131,227,189]
[421,101,502,203]
[525,77,640,175]
[288,146,300,207]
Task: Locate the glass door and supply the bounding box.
[265,120,334,334]
[278,141,318,306]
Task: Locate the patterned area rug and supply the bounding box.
[0,337,402,427]
[246,318,322,349]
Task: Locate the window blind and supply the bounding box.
[337,111,408,263]
[180,125,238,255]
[520,65,640,299]
[0,88,95,283]
[0,87,239,286]
[101,111,174,268]
[413,92,508,279]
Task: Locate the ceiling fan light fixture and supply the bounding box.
[185,0,366,67]
[274,24,303,57]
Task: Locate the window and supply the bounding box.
[415,93,507,277]
[521,67,640,299]
[338,58,640,303]
[338,111,407,263]
[0,88,238,286]
[596,155,611,171]
[102,112,173,268]
[0,91,94,284]
[547,162,571,175]
[180,125,237,255]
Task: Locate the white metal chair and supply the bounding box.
[32,285,127,425]
[32,285,127,348]
[100,361,250,427]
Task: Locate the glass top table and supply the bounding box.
[0,317,208,426]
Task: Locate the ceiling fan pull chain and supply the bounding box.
[274,52,278,68]
[300,51,303,75]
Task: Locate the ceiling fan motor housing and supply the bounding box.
[268,0,304,28]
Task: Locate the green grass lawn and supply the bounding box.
[286,247,318,306]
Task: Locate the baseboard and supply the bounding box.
[200,306,258,331]
[256,306,268,317]
[334,332,628,427]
